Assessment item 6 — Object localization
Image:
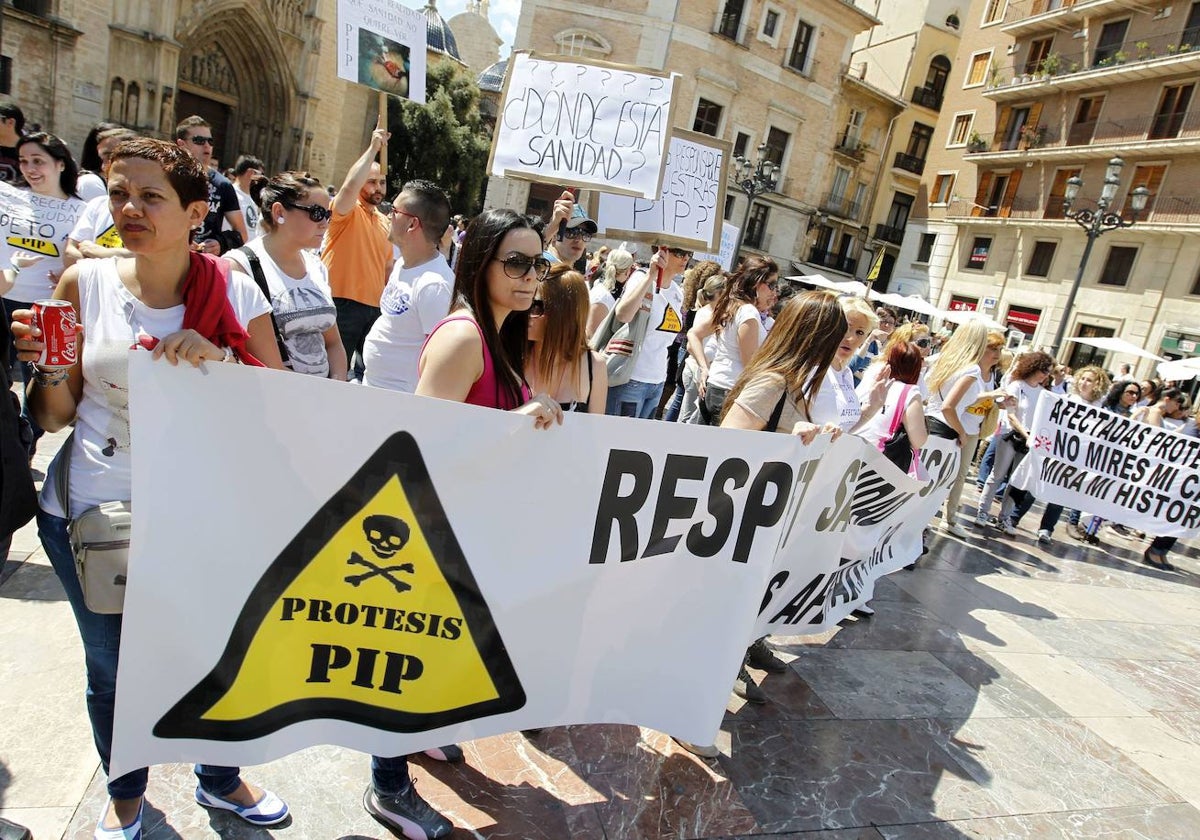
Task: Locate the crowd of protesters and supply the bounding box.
[2,101,1198,840]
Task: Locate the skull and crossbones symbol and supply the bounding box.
[345,514,414,593]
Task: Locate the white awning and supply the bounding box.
[1064,336,1167,362]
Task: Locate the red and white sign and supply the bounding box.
[948,296,978,312]
[1005,305,1041,335]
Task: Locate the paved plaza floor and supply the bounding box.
[3,428,1200,839]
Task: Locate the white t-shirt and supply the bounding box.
[810,365,861,431]
[3,192,86,302]
[226,240,337,376]
[76,172,107,202]
[707,302,767,391]
[362,253,455,393]
[1005,379,1043,431]
[859,381,924,449]
[628,276,684,385]
[41,258,270,517]
[589,283,616,316]
[229,186,261,241]
[69,194,121,248]
[927,364,990,436]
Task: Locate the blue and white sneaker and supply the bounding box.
[195,785,289,826]
[94,799,142,840]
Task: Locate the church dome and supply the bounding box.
[477,57,508,93]
[423,1,462,61]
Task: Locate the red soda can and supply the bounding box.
[32,299,78,369]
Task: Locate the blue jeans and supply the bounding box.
[606,379,665,419]
[334,297,381,382]
[38,510,241,800]
[1040,504,1081,532]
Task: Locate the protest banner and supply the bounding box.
[593,130,729,251]
[337,0,427,103]
[1011,392,1200,537]
[0,181,86,267]
[695,221,739,271]
[487,52,679,199]
[111,359,947,776]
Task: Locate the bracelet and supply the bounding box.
[221,346,237,363]
[32,366,69,387]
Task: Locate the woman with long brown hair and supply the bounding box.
[527,263,608,413]
[687,255,778,422]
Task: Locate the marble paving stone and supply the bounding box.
[1079,716,1200,809]
[986,652,1152,718]
[1072,658,1200,712]
[1006,616,1200,661]
[809,601,975,654]
[726,666,836,724]
[0,806,75,840]
[786,649,985,720]
[720,719,999,833]
[868,575,919,603]
[1151,710,1200,745]
[925,717,1179,814]
[931,651,1070,719]
[876,802,1200,839]
[717,830,884,839]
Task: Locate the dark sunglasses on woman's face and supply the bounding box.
[285,201,333,223]
[495,255,552,281]
[915,337,932,348]
[667,248,693,260]
[529,299,546,317]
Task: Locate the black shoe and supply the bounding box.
[733,664,767,703]
[364,783,453,839]
[1110,523,1132,536]
[1143,548,1175,571]
[0,817,31,840]
[746,638,788,673]
[421,744,463,763]
[852,604,875,618]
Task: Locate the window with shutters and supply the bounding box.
[981,0,1007,25]
[1124,163,1166,216]
[1069,96,1105,145]
[1098,246,1137,286]
[1150,84,1194,140]
[949,113,974,146]
[966,51,991,87]
[931,173,955,205]
[1025,38,1054,74]
[1045,167,1081,219]
[788,21,816,73]
[1027,241,1057,277]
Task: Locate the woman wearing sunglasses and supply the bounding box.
[527,263,607,414]
[856,321,932,398]
[226,172,346,378]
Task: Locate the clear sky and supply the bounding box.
[436,0,520,56]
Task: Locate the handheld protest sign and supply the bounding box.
[694,222,739,272]
[592,130,730,252]
[487,52,679,200]
[337,0,427,104]
[0,181,86,269]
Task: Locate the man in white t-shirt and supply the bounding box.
[362,180,454,393]
[227,155,264,242]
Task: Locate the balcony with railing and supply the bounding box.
[819,192,863,221]
[833,137,867,162]
[983,31,1200,102]
[910,85,943,111]
[874,223,906,245]
[964,110,1200,160]
[943,192,1200,225]
[807,248,858,275]
[1001,0,1152,38]
[892,152,927,176]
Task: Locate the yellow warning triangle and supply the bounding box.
[7,236,59,258]
[657,303,682,333]
[95,224,124,249]
[154,432,525,741]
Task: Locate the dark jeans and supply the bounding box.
[370,755,412,795]
[38,510,242,800]
[703,384,730,426]
[334,297,381,382]
[2,297,43,457]
[1039,504,1081,532]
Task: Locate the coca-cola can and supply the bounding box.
[32,299,78,369]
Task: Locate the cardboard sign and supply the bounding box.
[488,52,678,199]
[594,130,729,251]
[694,221,739,271]
[337,0,427,104]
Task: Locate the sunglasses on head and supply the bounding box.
[494,254,552,281]
[189,136,214,146]
[284,201,333,223]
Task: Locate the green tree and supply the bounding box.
[386,59,492,215]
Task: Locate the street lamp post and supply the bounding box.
[1052,156,1150,355]
[730,143,779,260]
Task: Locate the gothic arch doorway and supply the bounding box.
[176,4,298,173]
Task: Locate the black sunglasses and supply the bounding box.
[915,337,932,348]
[529,299,546,317]
[564,228,593,242]
[668,248,693,259]
[494,255,552,281]
[284,201,333,223]
[189,136,214,146]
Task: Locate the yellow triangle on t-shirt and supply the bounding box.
[7,236,58,257]
[657,304,682,333]
[94,224,123,249]
[153,432,525,741]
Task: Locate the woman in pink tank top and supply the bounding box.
[417,209,562,428]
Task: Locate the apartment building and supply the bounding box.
[906,0,1200,370]
[494,0,883,271]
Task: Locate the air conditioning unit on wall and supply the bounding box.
[1153,7,1172,20]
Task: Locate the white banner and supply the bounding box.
[1011,392,1200,537]
[0,181,86,266]
[336,0,427,103]
[594,131,728,251]
[488,53,678,199]
[112,358,950,776]
[695,221,739,271]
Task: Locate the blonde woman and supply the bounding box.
[585,241,634,339]
[808,296,890,433]
[924,322,1007,537]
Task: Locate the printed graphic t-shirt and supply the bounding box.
[628,276,683,385]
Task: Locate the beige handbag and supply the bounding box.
[54,433,131,614]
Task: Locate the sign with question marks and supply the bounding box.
[336,0,427,104]
[488,52,679,200]
[593,130,730,251]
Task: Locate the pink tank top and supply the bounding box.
[422,315,531,410]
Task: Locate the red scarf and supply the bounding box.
[181,252,262,367]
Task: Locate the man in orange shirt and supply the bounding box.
[323,126,393,380]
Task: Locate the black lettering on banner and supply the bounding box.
[589,449,654,564]
[642,454,706,558]
[1053,430,1080,460]
[686,458,749,557]
[779,458,821,549]
[760,571,789,614]
[732,462,792,564]
[817,461,860,533]
[768,572,831,625]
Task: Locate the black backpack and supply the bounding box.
[0,321,37,541]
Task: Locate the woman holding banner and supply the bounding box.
[10,138,286,840]
[1135,389,1196,569]
[527,262,608,413]
[1037,365,1111,543]
[808,296,890,435]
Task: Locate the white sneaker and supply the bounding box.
[1000,518,1018,536]
[946,522,969,538]
[975,511,990,526]
[1037,529,1052,544]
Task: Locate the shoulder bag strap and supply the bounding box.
[887,385,912,437]
[764,389,789,433]
[237,247,291,365]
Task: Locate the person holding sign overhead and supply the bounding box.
[542,189,596,270]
